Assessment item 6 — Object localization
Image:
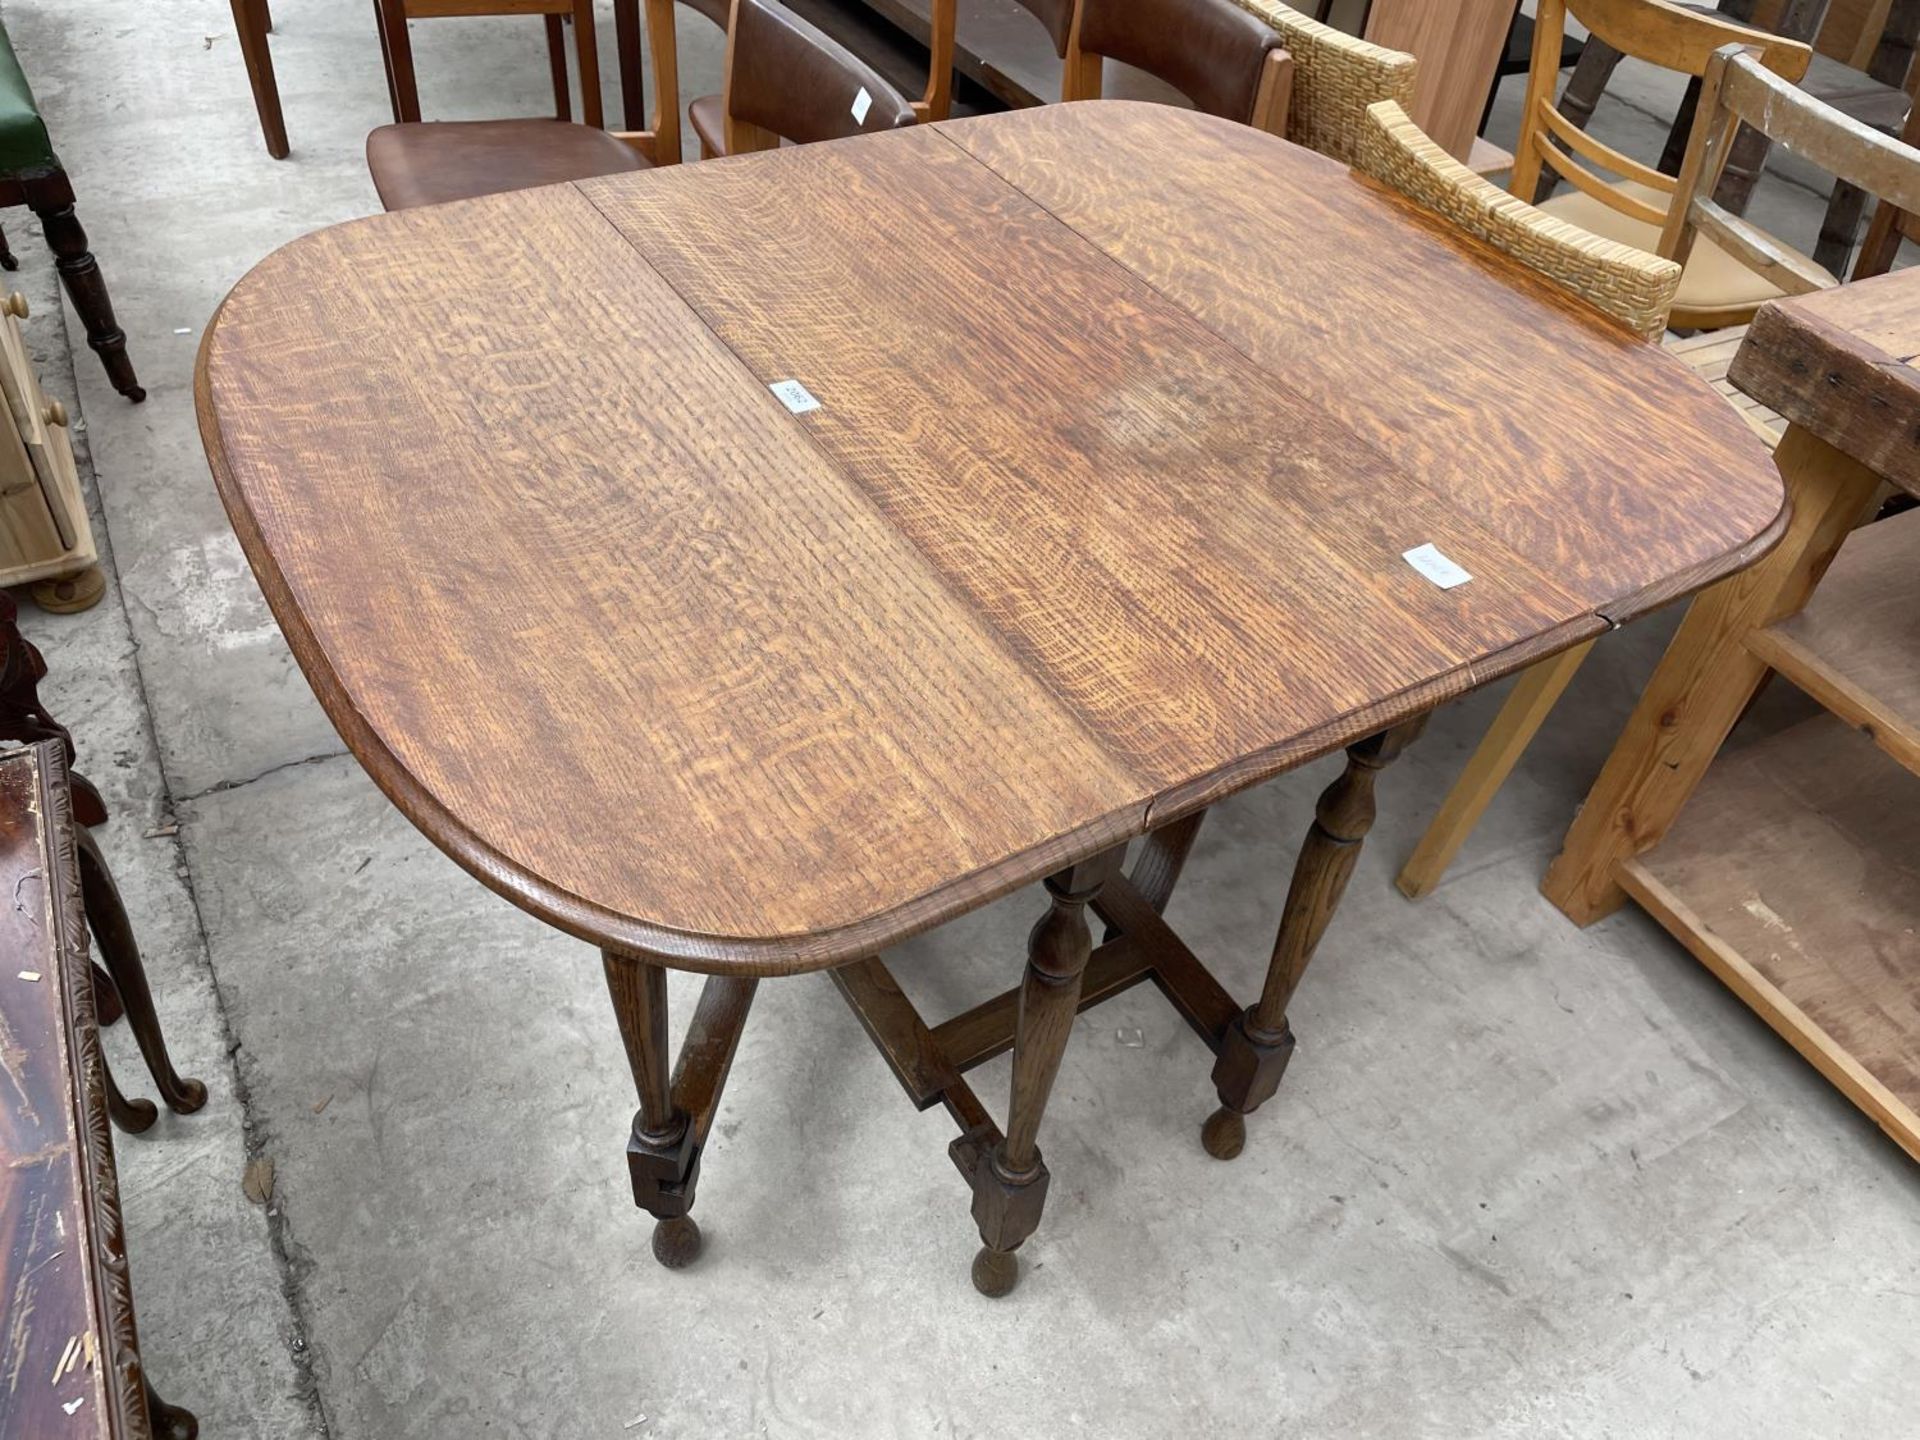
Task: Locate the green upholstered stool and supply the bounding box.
[0,23,142,401]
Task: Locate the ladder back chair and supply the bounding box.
[366,0,648,210]
[1396,41,1920,900]
[713,0,917,154]
[1061,0,1297,135]
[1513,0,1811,330]
[685,0,955,159]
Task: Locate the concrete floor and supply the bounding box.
[6,1,1919,1435]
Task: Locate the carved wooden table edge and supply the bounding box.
[1,742,197,1439]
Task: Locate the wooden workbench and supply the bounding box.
[1545,271,1920,1162]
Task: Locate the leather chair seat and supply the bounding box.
[366,119,649,211]
[0,25,54,175]
[1538,179,1837,327]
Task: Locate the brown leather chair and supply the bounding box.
[685,0,945,159]
[703,0,917,155]
[1061,0,1295,135]
[365,0,648,210]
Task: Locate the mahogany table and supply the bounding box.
[196,100,1784,1296]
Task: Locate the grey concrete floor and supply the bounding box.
[6,1,1919,1435]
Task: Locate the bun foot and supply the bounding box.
[651,1215,702,1269]
[971,1245,1020,1298]
[31,566,106,614]
[1201,1106,1246,1160]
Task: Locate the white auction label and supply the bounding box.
[852,87,873,124]
[769,379,821,414]
[1402,543,1472,589]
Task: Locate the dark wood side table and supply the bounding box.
[0,742,197,1439]
[197,101,1784,1295]
[1545,269,1920,1162]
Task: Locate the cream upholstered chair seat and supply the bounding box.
[1538,179,1838,325]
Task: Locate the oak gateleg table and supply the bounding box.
[196,101,1783,1296]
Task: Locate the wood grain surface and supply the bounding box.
[1730,271,1920,497]
[198,101,1784,974]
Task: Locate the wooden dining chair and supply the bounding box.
[365,0,650,210]
[706,0,917,154]
[683,0,954,160]
[374,0,602,127]
[1512,0,1812,331]
[1395,44,1920,899]
[1060,0,1296,135]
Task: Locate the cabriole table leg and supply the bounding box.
[1204,717,1426,1160]
[964,847,1122,1297]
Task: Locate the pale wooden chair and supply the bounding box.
[1395,49,1920,898]
[685,0,955,158]
[1513,0,1812,331]
[1061,0,1296,135]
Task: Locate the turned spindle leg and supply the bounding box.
[603,950,701,1268]
[964,847,1122,1297]
[1204,718,1425,1160]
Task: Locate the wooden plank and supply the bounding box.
[1746,505,1920,778]
[1622,714,1920,1162]
[830,957,964,1109]
[1364,0,1517,161]
[1731,274,1920,497]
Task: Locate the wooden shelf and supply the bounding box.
[1745,506,1920,779]
[1619,713,1920,1161]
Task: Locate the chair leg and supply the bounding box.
[0,223,16,271]
[231,0,288,158]
[28,192,143,402]
[546,14,571,121]
[1395,640,1597,900]
[1813,178,1873,279]
[74,825,207,1115]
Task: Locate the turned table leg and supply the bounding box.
[965,847,1122,1297]
[1204,718,1425,1160]
[603,951,757,1269]
[603,950,700,1266]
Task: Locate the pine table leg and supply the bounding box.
[1542,424,1881,925]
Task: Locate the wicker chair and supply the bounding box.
[1229,0,1416,166]
[1357,99,1681,340]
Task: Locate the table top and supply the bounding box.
[197,101,1783,974]
[1730,267,1920,496]
[0,743,145,1439]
